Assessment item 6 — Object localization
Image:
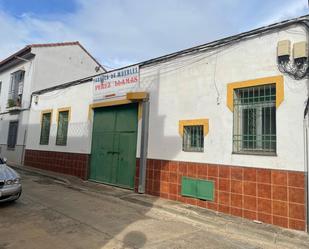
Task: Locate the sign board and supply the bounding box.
[93,65,139,100]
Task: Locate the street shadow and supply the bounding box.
[121,231,147,249]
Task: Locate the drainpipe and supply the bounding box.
[304,20,309,233]
[138,98,150,193]
[305,110,309,233]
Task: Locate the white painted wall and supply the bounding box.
[31,45,104,92]
[140,24,308,172]
[26,82,93,154]
[0,59,34,157]
[0,59,34,112]
[0,43,104,163]
[26,24,309,172]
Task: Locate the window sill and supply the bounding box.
[182,149,204,153]
[232,151,277,157]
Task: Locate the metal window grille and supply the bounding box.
[56,111,69,146]
[40,113,51,145]
[183,125,204,152]
[233,84,276,154]
[7,121,18,149]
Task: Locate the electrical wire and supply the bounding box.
[33,16,309,97]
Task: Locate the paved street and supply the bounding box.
[0,170,307,249]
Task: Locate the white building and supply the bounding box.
[24,16,309,231]
[0,42,105,164]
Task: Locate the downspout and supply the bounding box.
[301,20,309,233]
[304,115,309,232]
[138,98,150,193]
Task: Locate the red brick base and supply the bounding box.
[24,149,89,180]
[136,159,306,231]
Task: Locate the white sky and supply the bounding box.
[0,0,308,69]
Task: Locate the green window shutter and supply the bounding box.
[181,177,214,201]
[40,113,51,145]
[7,121,18,149]
[56,111,69,146]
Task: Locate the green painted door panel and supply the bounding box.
[90,132,115,183]
[111,133,120,185]
[117,132,137,188]
[92,108,116,132]
[90,103,138,189]
[115,104,138,132]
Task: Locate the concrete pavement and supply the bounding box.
[0,166,309,248]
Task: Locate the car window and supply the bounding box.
[0,158,4,164]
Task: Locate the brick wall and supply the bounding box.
[135,159,306,231]
[24,149,89,179]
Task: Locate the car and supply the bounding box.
[0,157,22,203]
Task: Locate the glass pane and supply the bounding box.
[233,84,276,154]
[183,125,203,152]
[242,108,256,149]
[40,113,51,145]
[56,111,69,145]
[7,121,18,149]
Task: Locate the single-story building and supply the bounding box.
[24,15,309,231]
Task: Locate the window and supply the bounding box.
[182,125,204,152]
[233,84,276,154]
[7,121,18,149]
[40,112,52,145]
[8,70,24,107]
[56,110,69,146]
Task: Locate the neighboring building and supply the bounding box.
[0,42,105,164]
[24,16,309,231]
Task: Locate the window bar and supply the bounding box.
[268,107,273,151]
[200,126,203,151]
[247,88,249,150]
[270,106,274,152]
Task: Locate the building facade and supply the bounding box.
[24,17,309,231]
[0,42,105,164]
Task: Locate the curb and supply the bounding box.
[9,164,71,185]
[12,164,309,249]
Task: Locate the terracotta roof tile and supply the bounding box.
[29,41,80,48]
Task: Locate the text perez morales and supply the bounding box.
[95,76,138,90]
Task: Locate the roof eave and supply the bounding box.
[0,46,34,71]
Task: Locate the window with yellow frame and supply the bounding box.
[40,111,52,145]
[56,108,70,146]
[179,119,209,152]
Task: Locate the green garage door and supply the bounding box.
[90,103,138,189]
